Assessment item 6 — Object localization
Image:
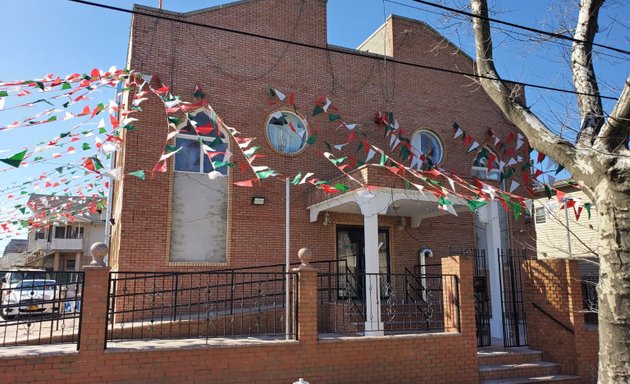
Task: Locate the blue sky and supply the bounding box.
[1,0,628,252]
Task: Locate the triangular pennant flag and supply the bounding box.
[128,170,146,180]
[0,150,28,168]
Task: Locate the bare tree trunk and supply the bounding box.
[594,185,630,383]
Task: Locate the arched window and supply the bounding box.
[472,147,500,180]
[410,130,443,169]
[265,111,308,155]
[174,109,229,175]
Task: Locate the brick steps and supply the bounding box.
[478,347,581,383]
[480,375,581,384]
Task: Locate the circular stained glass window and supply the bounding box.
[410,130,443,168]
[266,111,308,155]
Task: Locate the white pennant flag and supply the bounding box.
[453,127,463,139]
[365,149,376,163]
[516,133,524,150]
[509,180,520,193]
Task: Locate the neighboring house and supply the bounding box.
[1,194,106,271]
[110,0,531,345]
[0,239,28,267]
[533,180,599,273]
[2,239,27,259]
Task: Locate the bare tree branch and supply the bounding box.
[572,0,605,147]
[598,77,630,152]
[469,0,582,175]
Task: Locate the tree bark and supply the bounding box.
[594,184,630,383]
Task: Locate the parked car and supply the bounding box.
[1,279,58,320]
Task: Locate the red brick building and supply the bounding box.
[110,0,531,338]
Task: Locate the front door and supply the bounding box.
[336,226,390,299]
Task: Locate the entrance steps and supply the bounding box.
[478,346,581,384]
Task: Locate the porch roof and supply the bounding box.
[306,166,469,227]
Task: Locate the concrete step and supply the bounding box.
[478,347,543,365]
[479,361,561,381]
[480,374,582,384]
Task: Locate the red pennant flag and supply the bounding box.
[537,151,546,164]
[574,206,583,221]
[556,190,566,203]
[321,184,339,194]
[234,179,256,187]
[195,125,214,135]
[153,160,167,173]
[288,93,295,105]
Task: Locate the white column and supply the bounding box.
[53,251,61,271]
[363,213,384,335]
[483,201,504,341]
[75,252,81,271]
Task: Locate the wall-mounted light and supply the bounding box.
[323,211,331,226]
[251,197,265,205]
[398,216,407,231]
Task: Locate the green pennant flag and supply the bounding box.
[334,183,349,193]
[256,169,276,179]
[99,126,107,134]
[128,170,146,180]
[312,105,324,116]
[584,203,592,220]
[0,150,28,168]
[328,113,341,122]
[55,166,64,174]
[123,124,137,131]
[400,145,410,161]
[467,200,487,211]
[439,196,453,207]
[0,91,8,97]
[61,82,72,90]
[356,140,364,153]
[291,173,302,185]
[82,143,91,151]
[46,116,57,123]
[512,202,522,220]
[168,116,182,125]
[212,161,233,169]
[330,156,347,165]
[555,164,565,175]
[18,207,27,215]
[60,132,71,138]
[379,153,387,166]
[307,133,317,145]
[544,184,552,199]
[243,146,260,158]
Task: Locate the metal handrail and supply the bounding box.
[531,302,574,334]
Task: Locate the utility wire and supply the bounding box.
[410,0,630,56]
[67,0,620,101]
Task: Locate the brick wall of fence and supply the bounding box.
[522,259,599,384]
[0,256,479,384]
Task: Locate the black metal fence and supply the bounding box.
[498,249,529,347]
[581,276,598,325]
[106,270,298,345]
[317,270,459,336]
[0,271,83,348]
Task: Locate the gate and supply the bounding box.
[498,249,529,347]
[449,248,491,347]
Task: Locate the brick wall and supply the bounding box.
[0,256,480,384]
[523,258,599,383]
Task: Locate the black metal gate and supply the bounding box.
[449,247,491,347]
[498,249,529,347]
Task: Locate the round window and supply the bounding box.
[411,130,443,168]
[266,111,308,155]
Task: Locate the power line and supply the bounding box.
[67,0,619,101]
[410,0,630,56]
[386,0,629,62]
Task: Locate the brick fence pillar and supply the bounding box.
[79,265,111,353]
[294,248,318,345]
[441,255,475,336]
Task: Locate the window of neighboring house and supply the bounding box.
[74,227,84,239]
[55,226,67,239]
[535,206,546,224]
[472,148,501,180]
[65,259,76,272]
[265,111,308,155]
[35,229,45,240]
[410,130,443,169]
[174,109,229,174]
